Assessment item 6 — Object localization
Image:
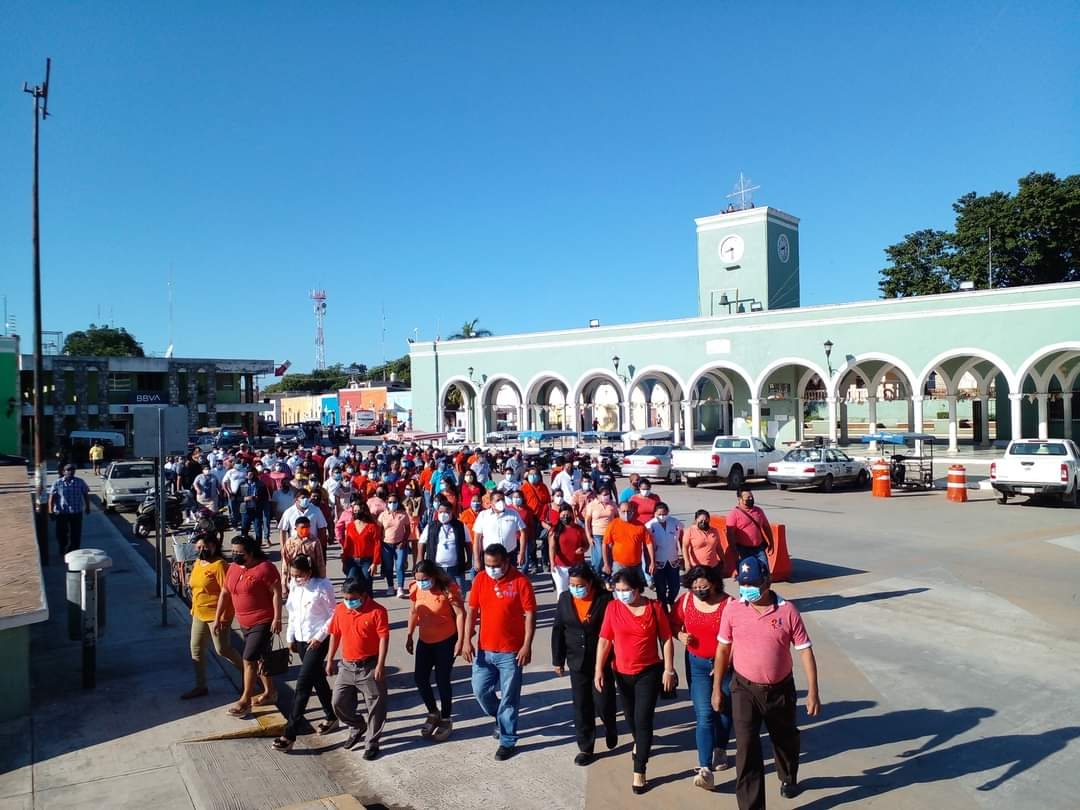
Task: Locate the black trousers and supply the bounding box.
[55,513,84,556]
[415,634,456,719]
[614,662,663,772]
[284,641,334,740]
[731,672,800,810]
[569,665,616,754]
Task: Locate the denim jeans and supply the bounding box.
[590,535,603,571]
[241,508,264,542]
[688,652,733,769]
[652,562,681,610]
[260,502,273,541]
[381,543,408,590]
[735,545,770,575]
[444,563,467,595]
[227,494,242,528]
[344,558,372,583]
[471,650,523,747]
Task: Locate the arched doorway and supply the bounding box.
[685,363,755,447]
[571,371,626,433]
[480,376,524,438]
[439,378,479,442]
[829,354,917,448]
[627,367,687,445]
[524,373,572,431]
[916,349,1016,450]
[753,358,830,445]
[1015,343,1080,440]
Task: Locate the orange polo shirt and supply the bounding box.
[603,519,651,566]
[327,599,389,661]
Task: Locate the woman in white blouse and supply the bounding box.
[272,555,338,752]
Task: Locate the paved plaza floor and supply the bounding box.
[3,470,1078,809]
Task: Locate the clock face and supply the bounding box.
[718,234,745,264]
[777,233,791,263]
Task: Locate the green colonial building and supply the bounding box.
[409,204,1080,450]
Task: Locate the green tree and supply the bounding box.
[448,319,493,340]
[879,172,1080,297]
[878,229,955,298]
[62,324,145,357]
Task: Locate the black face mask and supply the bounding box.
[744,498,755,508]
[233,552,246,565]
[198,549,214,561]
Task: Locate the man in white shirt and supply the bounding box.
[278,489,329,547]
[551,458,579,501]
[644,502,683,611]
[222,460,247,529]
[471,491,526,570]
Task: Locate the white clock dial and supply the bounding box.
[777,233,790,263]
[718,234,744,264]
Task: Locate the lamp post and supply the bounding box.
[24,59,51,563]
[823,340,834,376]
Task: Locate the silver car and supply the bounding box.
[621,444,676,483]
[103,460,157,511]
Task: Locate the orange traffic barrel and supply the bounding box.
[871,460,891,498]
[947,465,968,502]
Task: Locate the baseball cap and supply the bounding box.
[736,556,768,586]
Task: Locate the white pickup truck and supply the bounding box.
[989,438,1080,506]
[671,436,785,489]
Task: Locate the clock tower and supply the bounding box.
[694,205,800,317]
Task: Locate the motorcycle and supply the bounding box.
[134,489,230,538]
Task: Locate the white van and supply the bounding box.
[65,430,127,463]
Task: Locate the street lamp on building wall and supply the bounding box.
[612,355,629,383]
[824,340,834,376]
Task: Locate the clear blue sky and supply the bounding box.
[2,1,1077,373]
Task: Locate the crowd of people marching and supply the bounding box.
[168,437,820,808]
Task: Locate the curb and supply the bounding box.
[273,795,365,810]
[182,705,288,741]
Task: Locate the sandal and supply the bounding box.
[271,737,294,752]
[252,692,278,707]
[316,718,339,735]
[226,702,251,717]
[420,712,439,738]
[432,718,453,743]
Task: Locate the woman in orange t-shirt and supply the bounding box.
[405,560,466,742]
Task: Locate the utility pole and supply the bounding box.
[988,226,993,288]
[24,58,51,561]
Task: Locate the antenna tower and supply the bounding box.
[311,289,327,370]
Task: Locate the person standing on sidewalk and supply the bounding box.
[240,467,271,546]
[49,464,90,557]
[670,564,733,791]
[405,560,466,743]
[273,555,338,752]
[182,532,243,700]
[462,543,537,761]
[325,576,390,760]
[712,556,821,807]
[213,536,282,717]
[725,488,774,573]
[89,440,105,477]
[595,567,675,795]
[551,563,617,766]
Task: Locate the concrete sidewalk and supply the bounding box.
[0,478,346,810]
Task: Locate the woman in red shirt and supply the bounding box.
[669,565,733,790]
[342,501,383,583]
[213,535,282,717]
[459,471,483,509]
[595,567,675,794]
[547,503,589,597]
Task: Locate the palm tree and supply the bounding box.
[448,318,493,340]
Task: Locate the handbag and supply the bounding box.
[261,634,291,676]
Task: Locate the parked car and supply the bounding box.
[446,426,467,443]
[990,439,1080,506]
[103,460,157,511]
[767,446,870,491]
[621,444,676,483]
[671,436,784,489]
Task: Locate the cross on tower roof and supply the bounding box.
[725,172,760,211]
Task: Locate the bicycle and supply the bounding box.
[170,535,199,606]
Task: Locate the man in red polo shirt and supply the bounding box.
[725,487,774,573]
[324,577,390,759]
[712,556,820,809]
[462,543,537,762]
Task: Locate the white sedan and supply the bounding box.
[767,447,869,492]
[621,444,676,483]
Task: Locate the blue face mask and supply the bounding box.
[569,585,588,599]
[614,590,635,604]
[344,597,364,610]
[739,585,762,602]
[528,475,539,484]
[417,579,433,591]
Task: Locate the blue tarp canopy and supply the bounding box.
[860,431,938,445]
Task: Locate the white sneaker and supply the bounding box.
[693,767,714,790]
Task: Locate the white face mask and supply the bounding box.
[485,565,506,580]
[492,500,506,513]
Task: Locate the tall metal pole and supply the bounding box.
[988,225,993,288]
[24,59,51,560]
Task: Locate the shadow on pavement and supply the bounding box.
[794,587,930,613]
[787,560,868,583]
[796,725,1080,807]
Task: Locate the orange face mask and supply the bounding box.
[297,526,311,539]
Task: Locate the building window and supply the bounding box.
[109,374,132,392]
[217,374,235,391]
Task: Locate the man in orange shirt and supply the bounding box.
[521,468,551,573]
[463,544,537,761]
[324,577,390,759]
[601,502,654,577]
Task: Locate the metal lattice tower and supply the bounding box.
[310,289,327,370]
[725,171,761,211]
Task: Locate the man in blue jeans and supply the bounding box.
[462,544,537,761]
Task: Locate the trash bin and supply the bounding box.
[66,549,112,642]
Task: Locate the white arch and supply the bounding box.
[569,369,627,409]
[1015,342,1080,391]
[1040,351,1080,390]
[627,365,688,398]
[753,357,830,400]
[829,353,917,400]
[480,373,525,407]
[438,376,479,407]
[1062,361,1080,394]
[798,367,826,397]
[523,371,572,406]
[685,360,755,401]
[916,348,1017,394]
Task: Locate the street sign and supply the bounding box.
[133,405,188,457]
